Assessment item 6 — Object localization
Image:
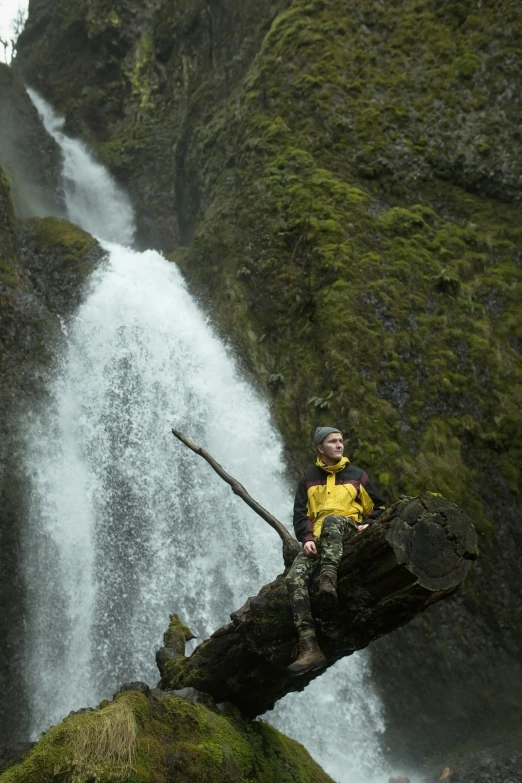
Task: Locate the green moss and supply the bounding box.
[29,217,98,259]
[20,217,102,306]
[0,167,20,287]
[0,691,334,783]
[86,1,123,36]
[162,613,196,655]
[0,693,156,783]
[248,721,333,783]
[123,30,157,112]
[0,168,31,376]
[377,207,427,236]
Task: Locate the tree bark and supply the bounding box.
[156,493,478,718]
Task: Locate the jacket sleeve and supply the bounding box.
[293,475,314,544]
[360,472,386,522]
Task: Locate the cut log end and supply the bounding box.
[385,494,478,591]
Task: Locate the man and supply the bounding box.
[286,426,385,674]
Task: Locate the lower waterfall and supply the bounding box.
[23,91,391,783]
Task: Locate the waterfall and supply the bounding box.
[26,89,135,245]
[24,90,391,783]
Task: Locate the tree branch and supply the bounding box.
[171,429,300,565]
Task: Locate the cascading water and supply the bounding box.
[24,90,392,783]
[27,89,134,245]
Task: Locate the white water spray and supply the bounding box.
[25,91,391,782]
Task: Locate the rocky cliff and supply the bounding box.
[8,0,522,774]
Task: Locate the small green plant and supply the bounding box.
[308,391,333,409]
[236,265,252,280]
[432,269,461,295]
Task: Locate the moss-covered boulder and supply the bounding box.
[0,687,334,783]
[20,217,101,314]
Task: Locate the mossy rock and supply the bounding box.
[28,216,98,254]
[0,689,334,783]
[20,217,105,316]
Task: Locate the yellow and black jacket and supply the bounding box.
[292,456,385,543]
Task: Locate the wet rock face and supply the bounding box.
[421,747,522,783]
[19,217,103,315]
[0,63,62,217]
[447,751,522,783]
[0,742,35,775]
[10,0,522,770]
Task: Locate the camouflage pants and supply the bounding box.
[285,515,358,639]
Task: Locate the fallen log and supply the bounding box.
[157,493,478,718]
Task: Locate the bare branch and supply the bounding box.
[171,428,299,565]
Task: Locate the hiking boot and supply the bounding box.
[316,571,338,615]
[287,636,327,675]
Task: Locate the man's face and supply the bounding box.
[317,432,344,464]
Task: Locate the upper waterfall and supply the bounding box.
[27,88,136,246]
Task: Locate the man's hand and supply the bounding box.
[303,541,317,557]
[358,524,369,531]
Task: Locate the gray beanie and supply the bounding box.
[314,426,342,448]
